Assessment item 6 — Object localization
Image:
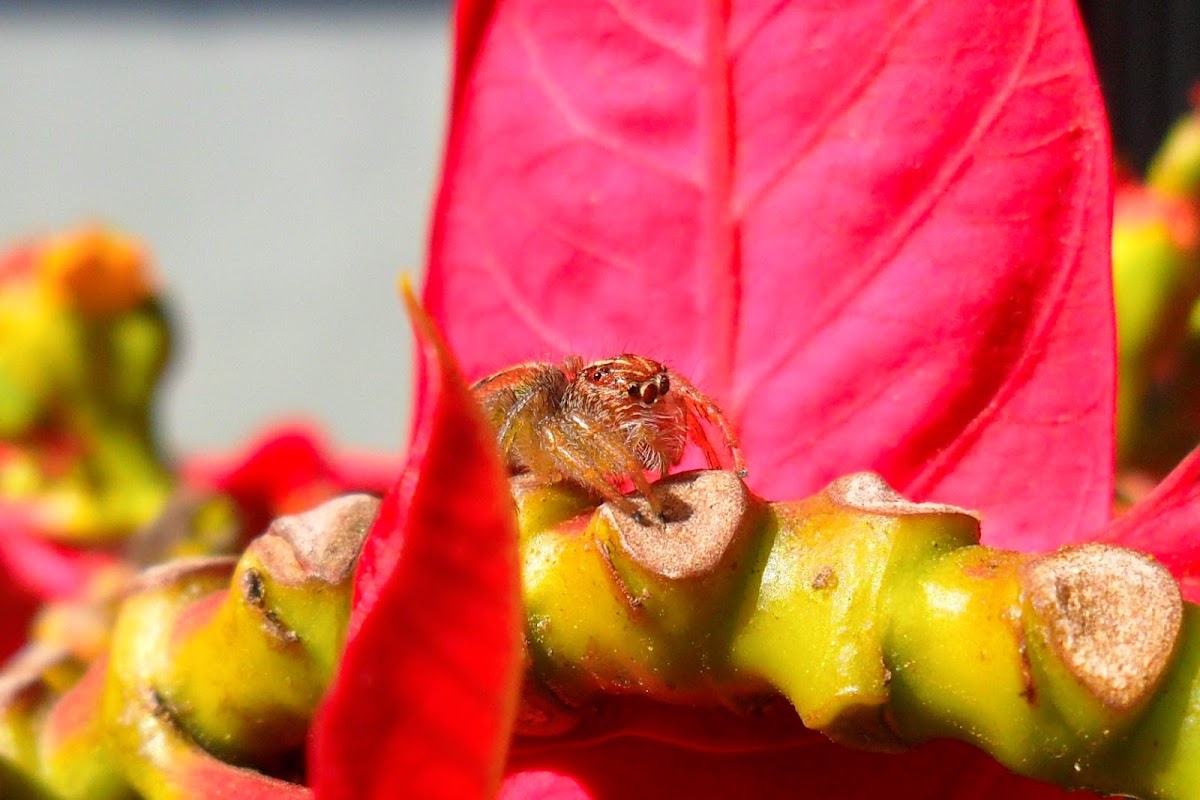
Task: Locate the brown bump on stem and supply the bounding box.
[1017,634,1038,704]
[825,472,980,520]
[1022,544,1183,710]
[515,672,582,737]
[239,568,300,645]
[32,593,121,664]
[250,494,381,586]
[147,687,175,724]
[0,645,71,706]
[123,489,235,567]
[596,541,646,613]
[131,556,238,593]
[601,470,749,580]
[812,565,838,591]
[509,473,548,504]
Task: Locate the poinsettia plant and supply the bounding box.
[6,0,1200,799]
[315,0,1185,798]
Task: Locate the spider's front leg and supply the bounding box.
[544,415,663,524]
[684,409,725,472]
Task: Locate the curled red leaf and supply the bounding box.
[309,288,522,799]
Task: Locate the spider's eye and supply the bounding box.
[660,375,670,395]
[627,384,640,399]
[640,383,659,404]
[591,371,604,382]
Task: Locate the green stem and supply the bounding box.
[520,471,1192,799]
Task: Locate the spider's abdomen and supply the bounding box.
[472,361,569,476]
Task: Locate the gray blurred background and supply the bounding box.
[0,3,450,455]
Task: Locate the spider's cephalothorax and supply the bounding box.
[471,354,745,520]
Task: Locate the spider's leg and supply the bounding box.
[547,417,655,522]
[685,408,725,470]
[667,369,748,478]
[563,413,663,518]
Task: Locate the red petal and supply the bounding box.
[0,546,39,661]
[309,290,522,799]
[424,0,1113,550]
[0,504,123,600]
[0,507,123,660]
[182,422,397,538]
[1103,446,1200,602]
[503,737,1097,800]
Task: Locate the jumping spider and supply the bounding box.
[471,354,746,522]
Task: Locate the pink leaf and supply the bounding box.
[309,289,523,799]
[424,0,1113,551]
[498,771,594,800]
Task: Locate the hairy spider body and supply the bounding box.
[471,354,745,520]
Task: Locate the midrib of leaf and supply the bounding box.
[701,0,740,403]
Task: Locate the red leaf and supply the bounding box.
[309,289,523,799]
[0,506,122,660]
[0,505,123,600]
[1103,446,1200,602]
[182,422,398,538]
[0,541,40,661]
[424,0,1113,551]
